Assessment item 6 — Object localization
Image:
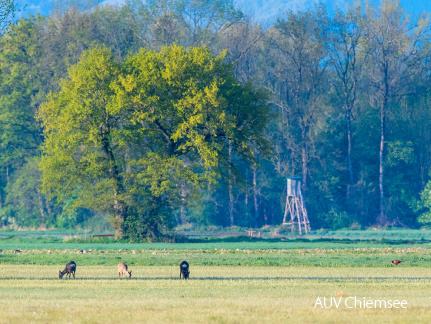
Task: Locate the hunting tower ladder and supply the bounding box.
[282,177,310,234]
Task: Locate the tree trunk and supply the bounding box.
[253,167,258,228]
[245,170,248,215]
[378,66,389,226]
[301,138,308,198]
[45,198,52,215]
[37,191,45,222]
[346,101,354,197]
[228,139,234,227]
[180,180,187,224]
[175,212,180,226]
[125,152,131,174]
[378,97,387,225]
[101,119,126,237]
[113,199,126,238]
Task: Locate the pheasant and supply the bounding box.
[391,260,404,265]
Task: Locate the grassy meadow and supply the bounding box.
[1,231,431,323]
[0,266,430,323]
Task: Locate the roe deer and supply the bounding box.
[180,261,190,279]
[59,261,76,279]
[118,262,132,278]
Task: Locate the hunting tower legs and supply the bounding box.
[282,177,310,234]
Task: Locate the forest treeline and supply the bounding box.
[1,0,431,236]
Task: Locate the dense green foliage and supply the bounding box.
[1,0,431,234]
[37,44,269,238]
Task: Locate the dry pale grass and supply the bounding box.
[0,266,430,323]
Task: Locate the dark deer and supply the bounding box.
[59,261,76,279]
[180,261,190,279]
[118,262,132,278]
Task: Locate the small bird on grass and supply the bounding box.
[391,260,404,265]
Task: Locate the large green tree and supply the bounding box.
[38,45,270,238]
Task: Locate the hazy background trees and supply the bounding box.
[1,0,431,234]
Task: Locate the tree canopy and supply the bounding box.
[38,45,270,238]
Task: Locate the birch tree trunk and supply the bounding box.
[378,77,388,225]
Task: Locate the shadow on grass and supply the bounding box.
[188,236,431,245]
[1,276,431,281]
[1,234,430,245]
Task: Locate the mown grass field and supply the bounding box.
[0,266,430,323]
[1,236,431,323]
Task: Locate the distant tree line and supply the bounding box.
[1,0,431,237]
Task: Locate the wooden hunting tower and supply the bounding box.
[282,177,310,234]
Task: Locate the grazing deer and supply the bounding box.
[118,262,132,278]
[59,261,76,279]
[180,261,190,279]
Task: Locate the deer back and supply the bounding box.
[118,262,128,273]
